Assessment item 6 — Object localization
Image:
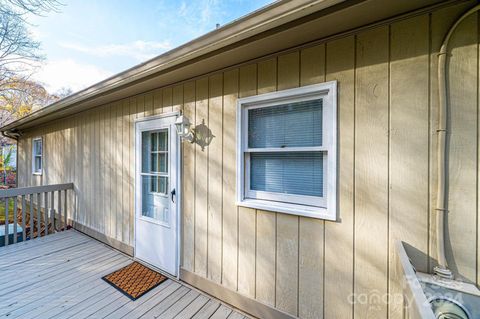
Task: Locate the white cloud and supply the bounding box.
[176,0,223,35]
[60,40,172,62]
[33,59,112,93]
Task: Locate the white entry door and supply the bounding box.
[135,115,179,276]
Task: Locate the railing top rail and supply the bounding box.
[0,183,74,198]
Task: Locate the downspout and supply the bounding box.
[434,4,480,279]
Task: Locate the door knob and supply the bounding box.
[170,189,176,203]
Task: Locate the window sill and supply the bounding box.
[237,198,337,221]
[32,172,42,176]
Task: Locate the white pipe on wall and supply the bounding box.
[434,4,480,279]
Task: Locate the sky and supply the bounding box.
[27,0,274,94]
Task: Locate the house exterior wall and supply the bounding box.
[15,2,480,318]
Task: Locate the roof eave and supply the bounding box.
[1,0,345,133]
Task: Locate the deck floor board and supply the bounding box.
[0,230,248,319]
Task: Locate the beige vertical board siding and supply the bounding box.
[129,99,136,244]
[109,104,116,238]
[275,51,300,316]
[17,139,23,187]
[136,95,145,118]
[237,205,256,298]
[78,116,84,221]
[257,58,277,94]
[97,106,106,234]
[153,88,163,114]
[195,78,209,276]
[278,51,299,90]
[73,116,77,221]
[446,13,478,283]
[163,87,173,113]
[298,43,325,319]
[237,64,257,299]
[84,114,89,224]
[172,85,183,113]
[82,112,88,225]
[354,26,389,319]
[24,132,30,185]
[221,69,239,291]
[144,92,153,117]
[86,112,91,223]
[134,90,143,238]
[104,106,111,238]
[14,3,480,317]
[478,12,480,289]
[276,214,299,315]
[324,36,355,319]
[255,210,276,306]
[26,134,31,185]
[76,114,82,224]
[44,126,50,186]
[79,113,84,224]
[43,125,48,186]
[300,44,325,86]
[90,111,95,228]
[389,15,429,318]
[115,102,123,241]
[94,109,100,230]
[122,99,131,244]
[207,73,223,283]
[49,123,55,186]
[255,58,277,307]
[70,116,74,212]
[182,81,196,272]
[67,116,74,219]
[87,111,92,224]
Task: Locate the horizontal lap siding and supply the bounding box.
[15,3,480,318]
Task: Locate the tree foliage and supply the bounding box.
[0,0,61,133]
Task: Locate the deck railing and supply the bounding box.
[0,183,74,246]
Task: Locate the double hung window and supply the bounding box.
[236,82,337,220]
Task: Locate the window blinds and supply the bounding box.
[247,98,324,198]
[250,152,323,197]
[248,99,323,148]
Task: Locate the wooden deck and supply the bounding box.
[0,230,249,319]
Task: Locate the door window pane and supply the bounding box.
[142,130,168,173]
[158,131,168,151]
[141,128,170,224]
[150,176,168,195]
[142,175,169,224]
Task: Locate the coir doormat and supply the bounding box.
[102,261,168,300]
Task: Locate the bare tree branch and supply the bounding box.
[0,0,62,144]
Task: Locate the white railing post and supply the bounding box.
[44,192,48,236]
[4,197,9,246]
[29,194,33,239]
[21,195,26,241]
[13,197,17,244]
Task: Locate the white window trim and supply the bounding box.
[32,137,43,176]
[236,81,337,221]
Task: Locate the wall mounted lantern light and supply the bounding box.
[175,114,195,143]
[175,114,215,151]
